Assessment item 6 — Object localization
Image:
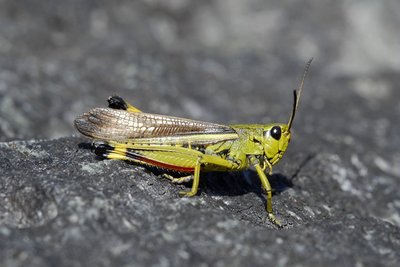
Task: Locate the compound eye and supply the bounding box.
[270,126,281,140]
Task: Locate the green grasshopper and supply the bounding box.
[74,59,312,227]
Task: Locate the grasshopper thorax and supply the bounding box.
[262,123,291,166]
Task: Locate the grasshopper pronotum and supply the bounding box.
[75,59,312,227]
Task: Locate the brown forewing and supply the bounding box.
[74,108,238,142]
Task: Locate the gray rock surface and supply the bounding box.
[1,0,400,266]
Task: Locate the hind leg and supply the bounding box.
[162,173,194,184]
[107,95,142,113]
[94,143,128,160]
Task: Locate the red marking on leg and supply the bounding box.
[137,156,195,173]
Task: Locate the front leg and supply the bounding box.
[250,156,282,227]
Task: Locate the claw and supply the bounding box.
[268,213,283,228]
[179,191,196,197]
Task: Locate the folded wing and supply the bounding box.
[74,108,238,145]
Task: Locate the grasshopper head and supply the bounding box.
[263,124,291,166]
[263,58,312,167]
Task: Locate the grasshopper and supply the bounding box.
[74,59,312,227]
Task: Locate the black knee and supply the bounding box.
[94,143,114,158]
[107,95,128,110]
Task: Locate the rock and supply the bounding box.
[1,137,400,266]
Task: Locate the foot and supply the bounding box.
[178,190,197,197]
[268,213,283,228]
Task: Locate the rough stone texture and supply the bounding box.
[1,0,400,266]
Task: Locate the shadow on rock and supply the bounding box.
[199,171,293,199]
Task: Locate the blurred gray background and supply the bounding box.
[1,1,400,266]
[1,0,399,141]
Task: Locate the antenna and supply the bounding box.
[287,58,313,130]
